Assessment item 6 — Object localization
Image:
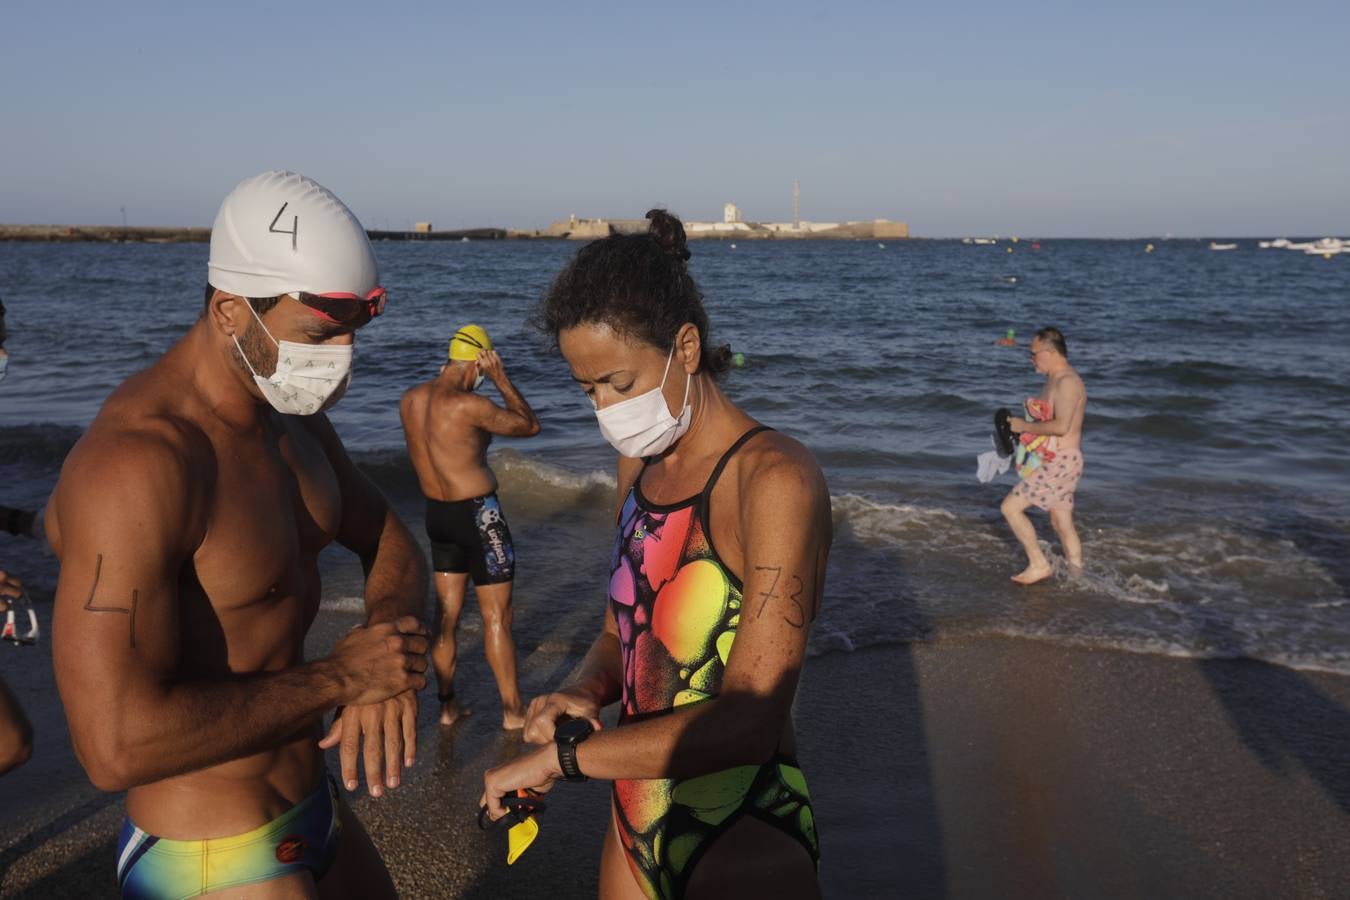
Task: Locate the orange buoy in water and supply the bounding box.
[995,329,1017,347]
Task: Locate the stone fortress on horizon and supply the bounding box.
[522,201,909,241]
[519,180,908,241]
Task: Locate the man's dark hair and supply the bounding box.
[535,210,732,379]
[1035,326,1068,358]
[203,285,281,316]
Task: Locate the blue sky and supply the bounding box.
[1,1,1346,236]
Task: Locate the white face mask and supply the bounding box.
[233,303,353,416]
[442,364,483,391]
[594,346,692,458]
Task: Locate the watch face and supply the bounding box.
[556,717,594,744]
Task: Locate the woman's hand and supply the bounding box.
[480,743,562,822]
[1008,416,1028,434]
[522,691,603,745]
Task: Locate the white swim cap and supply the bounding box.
[208,170,379,299]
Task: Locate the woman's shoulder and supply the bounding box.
[735,428,829,504]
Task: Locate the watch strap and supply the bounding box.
[557,739,586,782]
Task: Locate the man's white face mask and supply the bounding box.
[233,301,353,416]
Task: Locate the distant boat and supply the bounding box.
[1258,238,1291,249]
[1305,238,1343,256]
[973,238,997,245]
[1209,242,1238,251]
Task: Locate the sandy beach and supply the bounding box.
[3,590,1347,898]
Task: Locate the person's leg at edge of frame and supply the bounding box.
[1049,507,1083,572]
[432,571,472,725]
[1001,492,1053,585]
[474,579,525,730]
[316,798,397,900]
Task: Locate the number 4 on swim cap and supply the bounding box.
[207,170,379,302]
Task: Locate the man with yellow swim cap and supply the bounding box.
[449,324,492,364]
[400,324,540,729]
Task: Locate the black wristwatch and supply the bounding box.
[555,717,595,783]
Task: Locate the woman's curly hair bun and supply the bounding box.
[535,209,732,380]
[645,208,691,262]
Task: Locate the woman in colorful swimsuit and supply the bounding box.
[480,210,831,899]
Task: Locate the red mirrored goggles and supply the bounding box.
[293,286,388,326]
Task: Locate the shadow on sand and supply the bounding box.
[1189,506,1350,820]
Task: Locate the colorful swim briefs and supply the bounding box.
[116,774,341,899]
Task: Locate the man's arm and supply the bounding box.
[1014,375,1085,437]
[471,349,540,438]
[51,429,426,792]
[305,414,427,625]
[302,414,430,795]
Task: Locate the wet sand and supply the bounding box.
[3,598,1348,899]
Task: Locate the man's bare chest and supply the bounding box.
[190,426,343,616]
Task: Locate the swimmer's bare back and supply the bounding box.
[400,350,540,503]
[401,381,498,501]
[48,335,428,840]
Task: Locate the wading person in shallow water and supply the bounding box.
[481,210,830,900]
[1003,326,1087,584]
[47,171,429,898]
[400,324,540,729]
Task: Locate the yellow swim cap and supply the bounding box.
[448,324,492,362]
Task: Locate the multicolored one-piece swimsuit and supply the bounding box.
[607,425,819,900]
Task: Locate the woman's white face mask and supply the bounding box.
[593,346,691,458]
[233,302,353,416]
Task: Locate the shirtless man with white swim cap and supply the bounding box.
[48,171,429,898]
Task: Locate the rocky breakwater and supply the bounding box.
[0,224,211,243]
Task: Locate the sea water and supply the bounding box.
[1,238,1347,673]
